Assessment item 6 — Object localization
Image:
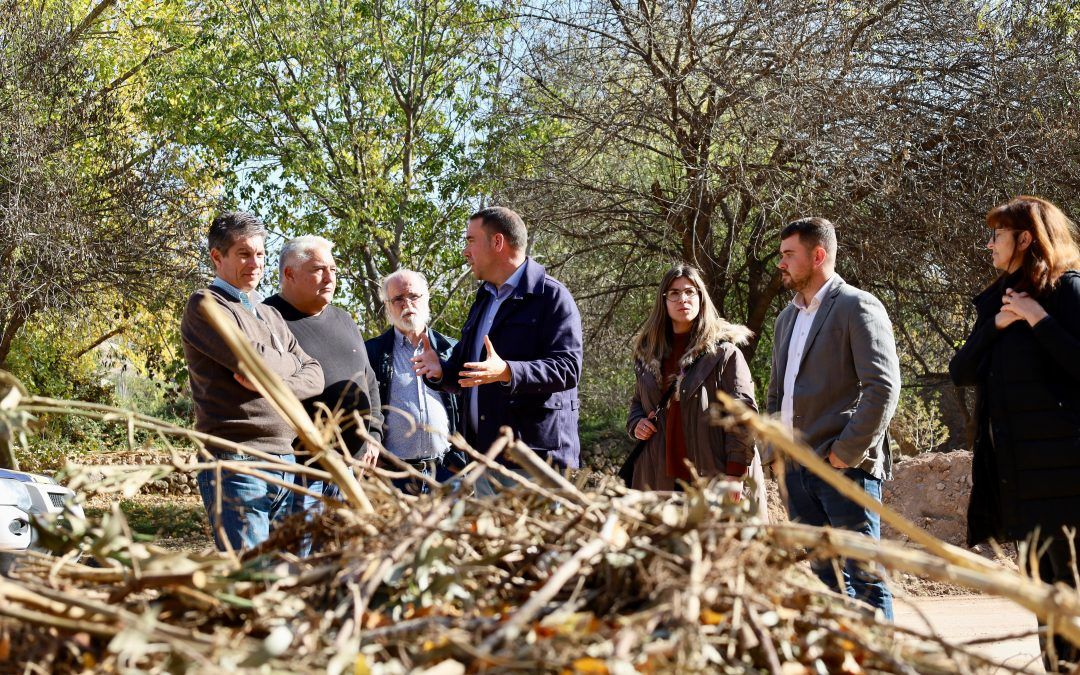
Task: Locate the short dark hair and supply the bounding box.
[780,217,837,261]
[469,206,528,250]
[208,211,266,255]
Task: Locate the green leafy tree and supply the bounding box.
[0,0,210,369]
[0,0,215,468]
[149,0,513,327]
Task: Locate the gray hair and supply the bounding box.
[379,269,431,328]
[279,235,334,277]
[209,211,266,255]
[378,269,429,303]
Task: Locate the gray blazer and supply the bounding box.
[765,275,901,479]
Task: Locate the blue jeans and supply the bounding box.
[197,452,296,552]
[291,474,344,557]
[786,466,893,620]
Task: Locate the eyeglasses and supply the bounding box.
[988,228,1015,243]
[390,293,424,307]
[664,288,699,302]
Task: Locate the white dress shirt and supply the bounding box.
[781,277,833,431]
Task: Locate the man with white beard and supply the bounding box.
[365,270,464,494]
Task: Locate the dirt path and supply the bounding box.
[895,596,1043,673]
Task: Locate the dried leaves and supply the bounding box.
[0,337,1072,673]
[0,461,1009,674]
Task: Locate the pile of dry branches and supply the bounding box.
[0,444,1011,674]
[1,299,1077,673]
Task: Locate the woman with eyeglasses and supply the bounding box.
[949,196,1080,672]
[625,264,766,510]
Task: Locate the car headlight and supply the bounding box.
[0,479,33,511]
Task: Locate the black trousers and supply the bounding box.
[1033,533,1080,672]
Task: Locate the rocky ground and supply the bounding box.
[883,450,974,547]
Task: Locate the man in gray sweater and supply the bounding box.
[181,212,324,552]
[264,235,383,555]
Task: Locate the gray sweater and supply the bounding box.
[180,286,324,455]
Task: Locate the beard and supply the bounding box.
[781,270,808,292]
[393,306,430,335]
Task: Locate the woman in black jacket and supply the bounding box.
[949,196,1080,671]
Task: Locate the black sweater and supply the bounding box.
[263,295,384,452]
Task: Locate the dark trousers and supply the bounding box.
[1034,534,1080,672]
[786,466,894,620]
[390,449,467,496]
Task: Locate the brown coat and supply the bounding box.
[180,286,324,456]
[626,326,763,496]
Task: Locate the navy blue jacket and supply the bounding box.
[365,327,460,437]
[433,258,583,469]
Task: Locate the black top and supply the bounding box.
[263,294,383,452]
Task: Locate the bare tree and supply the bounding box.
[494,0,1080,379]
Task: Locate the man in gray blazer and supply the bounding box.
[766,217,901,619]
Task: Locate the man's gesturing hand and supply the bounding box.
[411,332,443,380]
[460,335,511,388]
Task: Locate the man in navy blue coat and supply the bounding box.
[413,206,583,470]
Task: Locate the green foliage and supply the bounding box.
[6,324,114,405]
[6,303,195,470]
[578,410,633,474]
[147,0,514,325]
[5,318,123,469]
[0,0,204,408]
[84,499,208,542]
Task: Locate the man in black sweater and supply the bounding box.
[263,235,382,550]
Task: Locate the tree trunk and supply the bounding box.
[744,262,784,360]
[0,307,29,470]
[0,305,30,371]
[952,384,975,449]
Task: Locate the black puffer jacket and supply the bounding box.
[949,270,1080,545]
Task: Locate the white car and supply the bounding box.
[1,468,84,568]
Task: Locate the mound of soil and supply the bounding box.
[764,451,975,548]
[883,451,973,547]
